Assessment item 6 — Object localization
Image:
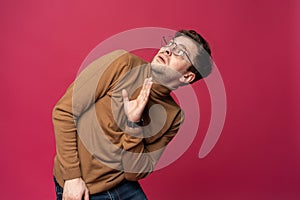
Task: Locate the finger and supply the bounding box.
[143,77,149,89]
[137,77,153,104]
[143,78,153,95]
[145,77,153,92]
[144,78,153,98]
[84,189,89,200]
[141,78,149,94]
[143,78,152,93]
[62,191,66,200]
[137,79,148,101]
[122,89,129,103]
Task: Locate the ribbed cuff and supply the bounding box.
[61,166,82,180]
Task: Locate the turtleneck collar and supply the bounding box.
[151,82,171,98]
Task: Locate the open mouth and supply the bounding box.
[157,55,166,64]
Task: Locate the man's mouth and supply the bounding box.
[157,55,166,64]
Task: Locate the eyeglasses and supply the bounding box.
[161,36,193,65]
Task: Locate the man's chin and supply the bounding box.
[151,61,165,68]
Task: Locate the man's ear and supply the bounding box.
[179,71,196,84]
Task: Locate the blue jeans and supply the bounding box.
[54,178,148,200]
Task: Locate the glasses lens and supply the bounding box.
[161,36,192,64]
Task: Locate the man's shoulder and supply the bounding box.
[109,50,148,66]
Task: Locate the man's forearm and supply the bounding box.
[121,125,160,181]
[53,83,82,180]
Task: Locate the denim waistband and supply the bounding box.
[54,177,147,200]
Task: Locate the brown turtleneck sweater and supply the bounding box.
[52,50,184,194]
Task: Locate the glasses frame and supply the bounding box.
[161,36,194,66]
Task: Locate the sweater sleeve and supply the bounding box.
[52,50,128,180]
[121,109,184,181]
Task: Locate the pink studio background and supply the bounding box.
[1,0,299,199]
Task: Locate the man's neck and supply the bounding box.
[149,64,180,91]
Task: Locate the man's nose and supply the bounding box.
[164,47,172,56]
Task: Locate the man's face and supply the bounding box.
[152,36,198,73]
[151,36,198,86]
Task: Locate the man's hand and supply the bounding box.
[122,77,153,122]
[63,177,89,200]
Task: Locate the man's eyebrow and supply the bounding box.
[177,42,191,55]
[173,39,187,49]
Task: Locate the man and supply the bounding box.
[53,29,212,200]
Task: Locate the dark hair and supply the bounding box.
[175,30,212,83]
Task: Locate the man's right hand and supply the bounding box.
[122,77,153,123]
[63,177,89,200]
